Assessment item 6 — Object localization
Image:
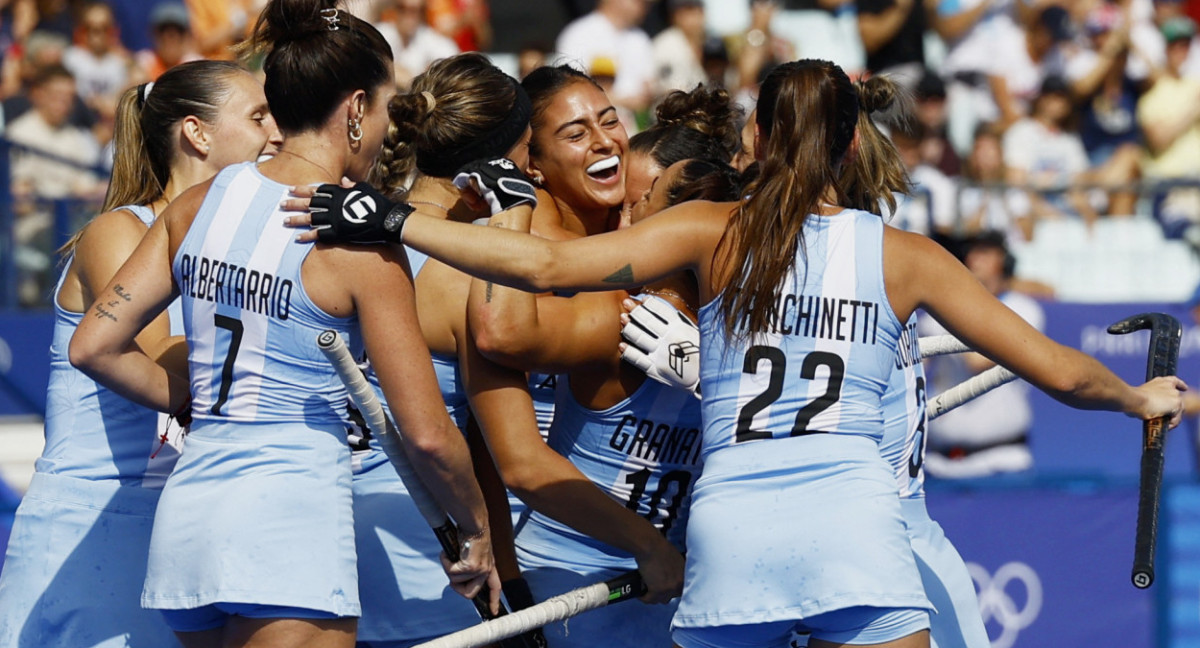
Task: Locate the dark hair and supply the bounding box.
[521,64,601,156]
[244,0,392,134]
[30,63,73,88]
[716,59,860,339]
[630,85,742,169]
[666,159,742,206]
[63,60,249,255]
[372,53,527,193]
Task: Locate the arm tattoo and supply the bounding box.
[485,282,494,303]
[113,284,133,301]
[93,305,118,322]
[602,264,634,285]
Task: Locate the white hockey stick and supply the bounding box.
[918,334,972,358]
[316,330,516,628]
[413,571,645,648]
[927,364,1018,421]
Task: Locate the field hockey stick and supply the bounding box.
[316,330,525,637]
[927,365,1018,421]
[1107,313,1182,589]
[918,334,971,358]
[413,570,646,648]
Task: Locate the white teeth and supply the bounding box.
[587,156,619,174]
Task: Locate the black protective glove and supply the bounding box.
[453,158,538,216]
[309,182,414,245]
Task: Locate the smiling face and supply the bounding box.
[204,71,282,170]
[527,80,629,218]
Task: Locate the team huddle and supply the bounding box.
[0,1,1187,648]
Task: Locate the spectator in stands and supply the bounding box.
[64,2,133,149]
[890,122,959,238]
[30,0,75,42]
[730,0,794,115]
[0,29,95,136]
[184,0,249,60]
[959,122,1034,241]
[1137,17,1200,245]
[913,69,961,176]
[989,5,1075,130]
[935,0,1027,153]
[375,0,459,90]
[652,0,707,94]
[6,64,103,305]
[919,232,1045,479]
[856,0,932,85]
[555,0,655,112]
[1065,1,1144,216]
[135,2,200,81]
[771,0,865,75]
[1,29,69,103]
[1002,75,1101,227]
[701,35,732,88]
[428,0,492,51]
[7,64,102,202]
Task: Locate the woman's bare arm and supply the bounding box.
[69,215,189,414]
[459,338,684,604]
[885,228,1184,422]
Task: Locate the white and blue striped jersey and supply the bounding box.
[879,314,927,500]
[518,375,702,568]
[697,209,904,459]
[41,204,178,487]
[172,162,360,427]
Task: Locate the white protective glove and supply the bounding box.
[620,295,701,399]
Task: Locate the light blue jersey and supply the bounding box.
[174,163,360,426]
[881,318,990,648]
[518,374,701,647]
[349,246,481,644]
[0,204,180,647]
[675,209,929,640]
[697,209,904,458]
[880,314,927,500]
[144,162,361,617]
[40,204,180,486]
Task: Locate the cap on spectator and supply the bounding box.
[1161,17,1197,43]
[668,0,704,9]
[150,2,190,30]
[1084,4,1121,35]
[1038,5,1074,42]
[590,56,617,79]
[1038,74,1071,97]
[702,35,729,62]
[915,70,946,100]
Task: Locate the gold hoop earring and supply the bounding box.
[348,118,363,143]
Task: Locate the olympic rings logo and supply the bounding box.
[968,561,1043,648]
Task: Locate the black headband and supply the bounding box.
[416,81,532,178]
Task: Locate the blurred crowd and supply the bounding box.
[2,0,1200,307]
